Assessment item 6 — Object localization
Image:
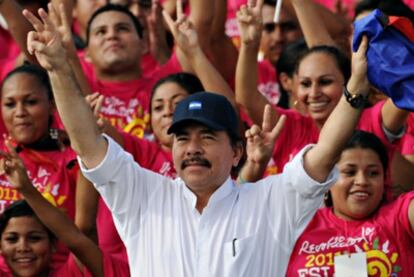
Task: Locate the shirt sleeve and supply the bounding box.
[79,135,173,241]
[267,144,339,249]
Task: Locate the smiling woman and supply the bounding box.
[0,64,79,271]
[286,131,414,276]
[0,201,55,277]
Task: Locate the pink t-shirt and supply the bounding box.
[95,132,175,265]
[404,0,414,10]
[0,57,16,82]
[257,60,281,106]
[84,253,130,277]
[0,141,78,271]
[0,253,129,277]
[0,27,20,61]
[268,101,392,175]
[286,192,414,276]
[225,0,247,48]
[400,114,414,155]
[79,52,181,138]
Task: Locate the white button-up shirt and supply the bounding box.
[80,136,338,277]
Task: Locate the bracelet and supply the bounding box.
[343,86,368,109]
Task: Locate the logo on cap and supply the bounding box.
[188,101,202,110]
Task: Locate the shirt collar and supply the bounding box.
[182,177,235,209]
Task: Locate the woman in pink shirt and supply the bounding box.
[286,130,414,276]
[0,144,129,277]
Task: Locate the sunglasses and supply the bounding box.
[263,21,299,33]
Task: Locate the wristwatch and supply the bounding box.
[343,87,367,109]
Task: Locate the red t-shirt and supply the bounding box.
[0,27,20,61]
[0,141,78,271]
[79,52,181,138]
[267,101,392,175]
[400,113,414,155]
[286,192,414,276]
[257,60,281,106]
[0,253,129,276]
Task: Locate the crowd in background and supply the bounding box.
[0,0,413,276]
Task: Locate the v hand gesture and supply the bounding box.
[237,0,264,47]
[245,105,286,165]
[0,138,32,192]
[162,0,200,56]
[23,3,66,71]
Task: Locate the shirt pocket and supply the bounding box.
[222,234,258,277]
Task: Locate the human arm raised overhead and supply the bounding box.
[0,139,104,277]
[303,36,370,181]
[235,0,280,126]
[23,5,106,168]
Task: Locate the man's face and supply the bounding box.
[87,10,142,74]
[260,5,303,65]
[172,123,242,194]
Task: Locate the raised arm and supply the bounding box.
[0,0,35,63]
[163,2,237,109]
[238,105,286,183]
[75,172,99,244]
[381,99,409,135]
[23,5,107,168]
[235,0,280,126]
[0,139,104,277]
[290,0,335,47]
[284,0,350,46]
[303,36,370,182]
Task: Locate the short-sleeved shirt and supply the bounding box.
[79,52,181,138]
[267,101,393,175]
[80,135,338,276]
[0,141,78,271]
[286,192,414,276]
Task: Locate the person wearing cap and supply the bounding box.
[26,1,372,275]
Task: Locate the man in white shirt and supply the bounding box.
[25,3,371,276]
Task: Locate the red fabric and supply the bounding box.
[286,192,414,276]
[388,15,414,42]
[268,101,396,199]
[0,27,20,60]
[0,143,78,271]
[84,252,130,277]
[257,60,281,106]
[400,113,414,155]
[122,132,175,178]
[79,52,181,138]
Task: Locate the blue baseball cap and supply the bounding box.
[167,92,240,139]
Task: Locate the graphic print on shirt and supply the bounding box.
[294,227,402,276]
[258,81,281,106]
[101,96,150,138]
[0,165,72,214]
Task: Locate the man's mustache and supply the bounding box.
[181,156,212,169]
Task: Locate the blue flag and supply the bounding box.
[353,9,414,111]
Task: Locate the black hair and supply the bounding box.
[1,63,53,101]
[86,3,143,45]
[277,39,308,78]
[0,200,56,242]
[150,73,204,113]
[295,45,351,83]
[355,0,414,24]
[16,0,48,10]
[324,130,388,207]
[276,39,308,108]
